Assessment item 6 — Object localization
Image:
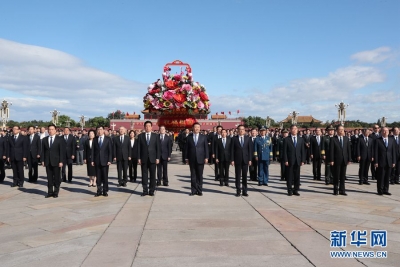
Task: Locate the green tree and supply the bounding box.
[87,116,109,128]
[107,110,125,120]
[58,115,76,127]
[243,116,267,129]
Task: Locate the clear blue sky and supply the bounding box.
[0,0,399,122]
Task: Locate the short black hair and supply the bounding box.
[193,122,200,127]
[27,125,34,130]
[48,124,56,130]
[13,125,21,129]
[216,125,222,130]
[237,124,245,129]
[96,126,104,130]
[144,121,152,126]
[290,125,297,129]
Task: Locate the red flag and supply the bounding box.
[221,111,224,115]
[126,112,129,116]
[237,109,240,114]
[229,111,231,115]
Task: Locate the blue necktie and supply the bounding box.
[223,138,226,148]
[194,135,197,146]
[293,137,297,148]
[384,138,388,148]
[240,137,244,147]
[146,134,150,145]
[99,137,103,148]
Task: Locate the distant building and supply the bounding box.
[280,115,322,125]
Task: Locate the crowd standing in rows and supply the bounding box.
[0,123,398,198]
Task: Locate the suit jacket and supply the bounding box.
[8,134,29,161]
[83,139,94,162]
[0,136,7,159]
[41,135,66,167]
[159,134,172,160]
[283,135,306,166]
[211,133,222,155]
[128,138,139,160]
[215,137,231,162]
[356,135,374,161]
[184,133,209,164]
[374,137,396,168]
[231,135,252,164]
[310,135,324,160]
[28,134,41,159]
[63,134,76,164]
[113,135,130,161]
[329,136,351,165]
[137,132,161,163]
[92,136,113,166]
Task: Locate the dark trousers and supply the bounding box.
[332,162,347,193]
[370,161,376,179]
[0,159,5,182]
[312,158,322,180]
[306,147,311,163]
[128,159,138,181]
[325,163,333,184]
[358,159,371,183]
[218,161,230,185]
[214,161,220,180]
[28,155,38,182]
[157,158,169,184]
[234,163,248,194]
[11,160,24,186]
[376,166,391,194]
[46,165,61,195]
[116,159,128,184]
[62,162,73,181]
[286,163,300,193]
[249,158,258,180]
[95,165,109,194]
[391,159,400,183]
[189,161,204,194]
[280,160,286,180]
[141,158,156,194]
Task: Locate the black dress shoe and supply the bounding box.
[359,181,363,185]
[197,193,203,196]
[287,192,293,196]
[235,193,240,197]
[117,183,121,187]
[258,183,262,186]
[149,192,154,196]
[156,182,161,186]
[339,192,347,196]
[364,182,370,185]
[18,185,23,188]
[220,184,223,187]
[163,183,169,186]
[293,192,300,196]
[242,193,248,197]
[263,183,268,186]
[395,181,400,184]
[333,192,338,195]
[103,192,108,197]
[68,180,72,183]
[390,182,395,185]
[378,192,383,195]
[122,183,127,187]
[94,192,102,197]
[45,194,53,198]
[11,184,17,187]
[53,194,58,198]
[325,182,329,185]
[189,193,196,196]
[383,192,392,195]
[141,192,148,197]
[225,183,229,186]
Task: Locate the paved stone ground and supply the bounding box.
[0,150,399,267]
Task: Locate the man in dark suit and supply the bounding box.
[62,127,76,183]
[391,127,400,185]
[277,129,289,181]
[310,128,324,181]
[138,121,161,196]
[211,125,222,181]
[27,126,41,183]
[184,123,209,196]
[283,125,306,196]
[231,125,252,197]
[181,129,190,164]
[329,125,352,196]
[41,124,65,198]
[207,126,216,165]
[113,126,130,187]
[215,129,231,186]
[91,126,113,197]
[7,125,28,187]
[356,128,374,185]
[249,128,258,181]
[369,124,380,180]
[0,129,7,182]
[374,127,396,195]
[157,126,172,186]
[303,129,311,164]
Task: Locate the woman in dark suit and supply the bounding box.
[83,130,96,186]
[128,130,139,182]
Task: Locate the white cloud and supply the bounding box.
[0,38,147,120]
[350,46,393,64]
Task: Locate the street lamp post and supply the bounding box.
[1,99,12,129]
[335,101,349,126]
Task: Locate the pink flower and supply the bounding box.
[197,101,205,109]
[163,90,175,100]
[181,84,192,92]
[174,74,181,81]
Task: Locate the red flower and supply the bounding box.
[173,94,186,103]
[199,92,209,101]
